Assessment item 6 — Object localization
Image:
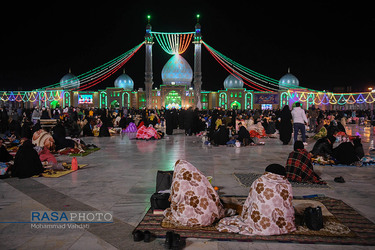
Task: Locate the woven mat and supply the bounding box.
[135,196,375,246]
[33,164,88,178]
[234,173,330,189]
[69,147,100,157]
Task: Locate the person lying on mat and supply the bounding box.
[285,141,326,184]
[163,160,225,227]
[217,164,296,235]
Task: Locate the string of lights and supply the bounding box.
[36,42,144,91]
[203,42,312,91]
[203,42,278,91]
[285,90,375,106]
[151,32,194,55]
[76,42,144,91]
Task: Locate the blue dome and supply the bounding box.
[161,55,193,86]
[114,73,134,90]
[279,73,299,88]
[224,74,244,89]
[60,73,80,90]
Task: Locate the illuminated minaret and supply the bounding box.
[193,14,203,110]
[144,15,154,109]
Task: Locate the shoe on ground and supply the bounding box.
[303,142,308,146]
[171,233,186,249]
[165,231,173,249]
[334,176,345,183]
[143,230,151,243]
[133,230,144,242]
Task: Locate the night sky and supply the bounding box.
[1,2,374,92]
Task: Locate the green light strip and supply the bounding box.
[36,42,144,90]
[204,41,319,91]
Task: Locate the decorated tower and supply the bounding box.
[193,14,203,110]
[144,15,154,108]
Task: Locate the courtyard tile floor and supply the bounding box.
[1,125,374,249]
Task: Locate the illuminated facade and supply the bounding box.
[1,16,371,111]
[1,69,374,111]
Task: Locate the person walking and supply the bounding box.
[291,102,308,145]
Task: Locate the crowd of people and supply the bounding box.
[0,103,370,180]
[0,104,371,238]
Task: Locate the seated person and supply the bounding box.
[265,116,277,135]
[237,123,254,146]
[313,120,327,139]
[21,118,33,139]
[38,147,64,170]
[286,141,326,184]
[98,118,110,137]
[82,118,94,136]
[310,135,336,158]
[163,160,225,227]
[332,141,360,165]
[211,125,229,145]
[217,164,295,235]
[52,123,76,150]
[32,129,55,151]
[11,140,44,178]
[353,138,364,159]
[0,139,13,162]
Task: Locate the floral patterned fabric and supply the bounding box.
[217,172,296,235]
[163,160,225,227]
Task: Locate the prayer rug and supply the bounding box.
[134,196,375,246]
[33,163,88,178]
[233,173,330,189]
[69,147,100,157]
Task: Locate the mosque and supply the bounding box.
[11,18,307,112]
[5,18,359,111]
[53,60,300,111]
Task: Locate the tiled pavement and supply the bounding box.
[1,125,374,249]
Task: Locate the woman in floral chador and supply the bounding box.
[163,160,225,227]
[217,164,296,235]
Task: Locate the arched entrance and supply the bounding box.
[230,101,241,110]
[165,91,182,109]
